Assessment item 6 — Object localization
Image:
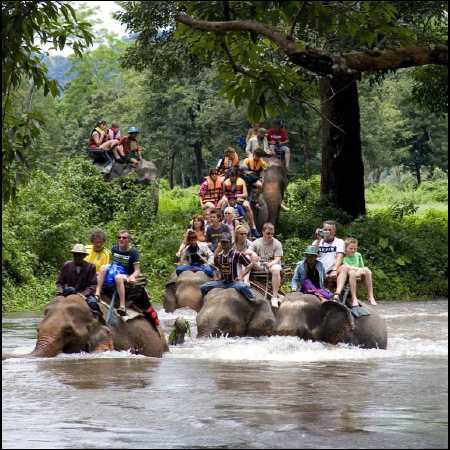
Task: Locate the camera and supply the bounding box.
[318,229,331,238]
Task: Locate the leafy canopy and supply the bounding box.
[2,1,94,202]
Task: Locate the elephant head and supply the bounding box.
[163,270,211,313]
[275,292,323,339]
[196,288,276,338]
[31,295,114,358]
[262,156,288,227]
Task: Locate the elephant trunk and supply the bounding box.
[264,181,283,227]
[31,333,63,358]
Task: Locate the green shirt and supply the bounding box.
[343,252,365,268]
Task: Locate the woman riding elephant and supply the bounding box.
[275,292,388,349]
[10,294,168,358]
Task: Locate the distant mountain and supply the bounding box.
[45,55,75,89]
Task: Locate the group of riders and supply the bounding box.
[57,119,377,325]
[88,120,143,173]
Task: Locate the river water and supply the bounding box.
[2,300,448,449]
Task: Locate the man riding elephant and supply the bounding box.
[200,232,256,303]
[56,243,101,315]
[95,230,141,316]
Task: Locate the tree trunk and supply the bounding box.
[415,164,421,185]
[193,140,203,183]
[169,151,176,189]
[320,74,366,219]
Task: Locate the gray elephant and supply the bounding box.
[163,270,211,312]
[275,292,387,349]
[260,156,288,229]
[196,288,276,337]
[107,158,157,183]
[4,295,168,359]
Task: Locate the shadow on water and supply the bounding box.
[196,359,378,438]
[35,356,162,390]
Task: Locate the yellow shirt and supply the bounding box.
[84,245,111,272]
[244,157,268,172]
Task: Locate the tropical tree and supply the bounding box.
[117,0,448,219]
[2,0,94,202]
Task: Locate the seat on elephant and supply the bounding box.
[249,267,293,300]
[100,277,161,329]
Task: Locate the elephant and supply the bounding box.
[275,292,388,349]
[108,158,158,184]
[5,294,168,359]
[261,156,288,228]
[163,270,212,313]
[196,288,276,337]
[251,156,288,231]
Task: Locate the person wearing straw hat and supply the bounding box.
[56,244,99,311]
[291,245,333,302]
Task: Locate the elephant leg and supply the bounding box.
[163,284,177,312]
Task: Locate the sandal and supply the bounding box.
[117,306,127,316]
[332,293,341,302]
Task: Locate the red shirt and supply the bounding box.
[118,136,141,155]
[267,128,289,144]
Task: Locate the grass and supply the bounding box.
[367,202,448,215]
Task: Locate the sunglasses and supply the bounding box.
[117,236,129,240]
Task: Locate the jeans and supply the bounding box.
[86,295,101,313]
[200,280,256,302]
[176,264,215,278]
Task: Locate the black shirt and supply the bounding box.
[206,223,230,252]
[111,245,140,275]
[306,264,320,288]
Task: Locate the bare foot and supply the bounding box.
[351,299,359,307]
[368,298,377,305]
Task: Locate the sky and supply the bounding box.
[48,1,128,56]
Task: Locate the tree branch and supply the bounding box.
[288,1,307,40]
[176,14,448,76]
[286,93,346,134]
[220,36,259,80]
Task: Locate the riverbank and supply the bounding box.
[2,159,448,313]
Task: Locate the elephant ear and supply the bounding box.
[166,271,178,287]
[318,301,355,345]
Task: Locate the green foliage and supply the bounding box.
[280,188,448,300]
[366,178,448,204]
[2,156,161,311]
[2,1,94,203]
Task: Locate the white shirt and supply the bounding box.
[315,237,345,273]
[245,136,269,156]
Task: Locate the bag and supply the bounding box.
[104,263,127,287]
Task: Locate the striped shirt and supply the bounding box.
[215,249,251,283]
